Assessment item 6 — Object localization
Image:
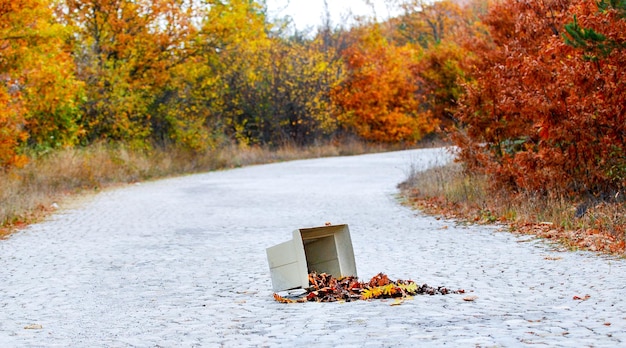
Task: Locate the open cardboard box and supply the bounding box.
[266,224,358,292]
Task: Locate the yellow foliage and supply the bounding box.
[398,282,418,294]
[382,284,398,296]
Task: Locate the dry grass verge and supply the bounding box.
[1,139,395,239]
[398,160,626,255]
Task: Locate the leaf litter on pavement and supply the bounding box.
[273,272,466,304]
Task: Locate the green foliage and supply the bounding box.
[563,0,626,63]
[564,15,610,61]
[597,0,626,15]
[563,15,606,48]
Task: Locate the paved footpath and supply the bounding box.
[1,148,625,347]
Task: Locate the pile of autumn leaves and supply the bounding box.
[274,272,463,304]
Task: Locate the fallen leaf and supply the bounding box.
[573,294,591,301]
[24,324,43,330]
[273,293,305,303]
[463,295,478,301]
[274,272,463,303]
[390,298,404,306]
[544,256,562,260]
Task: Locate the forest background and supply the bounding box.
[1,0,624,252]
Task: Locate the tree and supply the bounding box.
[414,40,469,129]
[0,0,83,168]
[158,0,274,148]
[332,24,438,143]
[393,0,466,48]
[158,0,346,150]
[260,35,344,146]
[453,0,625,198]
[383,0,481,129]
[59,0,197,147]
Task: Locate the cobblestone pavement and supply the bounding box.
[1,148,625,347]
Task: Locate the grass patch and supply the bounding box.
[0,138,397,239]
[399,160,626,255]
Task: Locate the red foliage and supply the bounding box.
[454,0,625,199]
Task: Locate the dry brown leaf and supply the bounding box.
[544,256,562,260]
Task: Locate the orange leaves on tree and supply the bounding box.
[60,0,198,146]
[0,87,26,168]
[452,0,626,199]
[332,26,438,144]
[0,0,84,167]
[415,40,471,129]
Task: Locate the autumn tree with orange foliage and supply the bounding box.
[0,0,83,167]
[453,0,625,200]
[58,0,197,147]
[413,39,469,129]
[332,24,438,143]
[388,0,482,129]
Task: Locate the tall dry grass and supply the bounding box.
[0,139,394,238]
[399,160,626,253]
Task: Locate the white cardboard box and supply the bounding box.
[266,224,358,292]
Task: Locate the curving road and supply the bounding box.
[1,148,625,347]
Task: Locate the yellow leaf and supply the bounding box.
[390,298,404,306]
[382,284,397,296]
[399,282,418,294]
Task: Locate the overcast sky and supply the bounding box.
[265,0,400,31]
